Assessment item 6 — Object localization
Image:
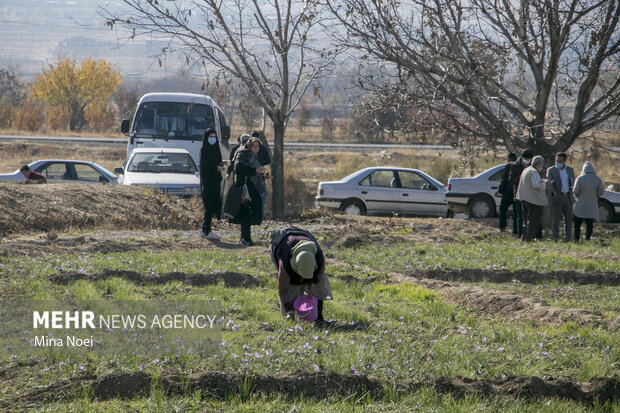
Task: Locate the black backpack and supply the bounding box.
[268,226,319,272]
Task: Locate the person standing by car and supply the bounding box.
[269,226,333,327]
[232,137,264,246]
[516,155,552,242]
[199,129,225,239]
[546,152,575,242]
[508,149,533,238]
[573,162,605,241]
[19,165,46,184]
[496,152,517,233]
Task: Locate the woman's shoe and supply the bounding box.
[206,232,221,240]
[238,239,254,246]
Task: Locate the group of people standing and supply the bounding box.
[497,149,605,242]
[198,129,271,246]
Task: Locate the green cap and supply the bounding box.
[290,240,317,279]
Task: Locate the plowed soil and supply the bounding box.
[15,371,619,406]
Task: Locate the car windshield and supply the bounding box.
[127,153,197,174]
[133,101,215,140]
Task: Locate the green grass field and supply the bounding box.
[0,220,618,411]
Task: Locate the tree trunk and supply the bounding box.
[271,121,285,220]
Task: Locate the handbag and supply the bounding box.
[223,176,251,219]
[223,185,243,219]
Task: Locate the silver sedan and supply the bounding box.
[315,167,450,217]
[0,160,118,184]
[446,164,620,222]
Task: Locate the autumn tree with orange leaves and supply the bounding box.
[31,57,121,131]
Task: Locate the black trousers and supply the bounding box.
[522,201,543,241]
[513,200,524,236]
[574,217,593,241]
[201,190,216,234]
[498,194,516,232]
[238,203,253,242]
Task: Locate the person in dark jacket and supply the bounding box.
[251,130,272,219]
[546,152,575,242]
[495,152,517,232]
[227,134,251,177]
[508,149,533,238]
[232,137,264,245]
[272,229,333,326]
[199,129,225,239]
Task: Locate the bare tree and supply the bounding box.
[328,0,620,160]
[100,0,337,219]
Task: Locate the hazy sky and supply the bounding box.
[0,0,178,80]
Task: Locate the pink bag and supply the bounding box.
[293,295,318,322]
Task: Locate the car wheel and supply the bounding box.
[598,201,614,223]
[340,199,366,216]
[468,195,494,218]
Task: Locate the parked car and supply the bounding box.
[116,148,201,197]
[446,164,620,222]
[315,167,450,217]
[0,160,117,184]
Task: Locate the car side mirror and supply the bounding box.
[120,119,130,134]
[221,125,231,141]
[114,167,124,174]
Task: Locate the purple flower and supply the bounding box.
[313,364,320,372]
[351,367,358,375]
[497,347,505,352]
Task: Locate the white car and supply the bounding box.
[116,148,201,197]
[446,164,620,222]
[0,160,117,184]
[316,166,450,217]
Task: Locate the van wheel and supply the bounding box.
[468,195,495,218]
[598,201,614,223]
[340,199,366,216]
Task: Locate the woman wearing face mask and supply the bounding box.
[199,129,225,239]
[232,137,264,246]
[516,155,552,241]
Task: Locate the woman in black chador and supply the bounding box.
[232,137,264,245]
[199,128,225,239]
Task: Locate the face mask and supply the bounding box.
[555,163,564,169]
[207,137,217,145]
[522,159,531,166]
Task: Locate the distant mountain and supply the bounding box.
[0,0,179,80]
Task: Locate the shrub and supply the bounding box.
[12,99,43,131]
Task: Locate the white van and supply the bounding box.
[120,93,231,168]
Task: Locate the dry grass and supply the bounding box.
[0,182,202,235]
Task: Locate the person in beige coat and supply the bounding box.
[516,155,552,241]
[573,162,605,241]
